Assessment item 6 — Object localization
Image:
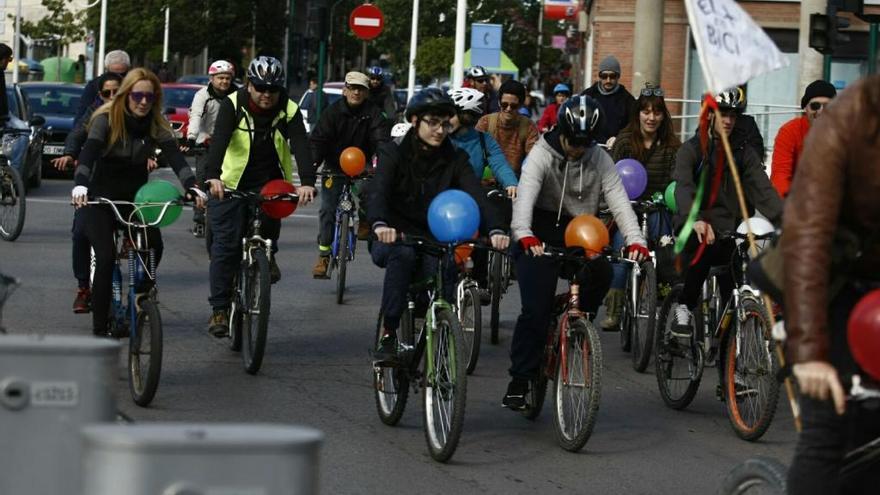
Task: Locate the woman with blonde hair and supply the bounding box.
[71,68,205,337]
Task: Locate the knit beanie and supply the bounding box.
[598,55,621,75]
[801,80,837,109]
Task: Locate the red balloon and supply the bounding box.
[340,147,366,177]
[260,179,297,219]
[848,289,880,381]
[564,214,609,258]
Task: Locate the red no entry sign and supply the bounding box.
[349,4,384,40]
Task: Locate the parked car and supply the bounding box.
[297,82,344,133]
[19,82,84,179]
[177,74,210,86]
[161,83,203,141]
[4,84,46,188]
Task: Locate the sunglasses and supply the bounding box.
[808,101,826,111]
[100,89,118,98]
[640,88,665,97]
[500,101,520,111]
[253,84,281,94]
[129,92,156,104]
[598,72,619,80]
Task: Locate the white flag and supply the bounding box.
[684,0,790,94]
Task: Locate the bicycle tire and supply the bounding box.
[460,285,482,375]
[129,299,163,407]
[242,249,270,374]
[0,165,26,242]
[654,284,703,410]
[489,251,502,345]
[228,270,243,352]
[632,262,658,373]
[620,275,633,352]
[719,457,787,495]
[335,213,350,305]
[724,298,780,441]
[423,308,467,462]
[552,317,602,452]
[373,307,413,426]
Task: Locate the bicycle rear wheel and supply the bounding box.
[335,213,350,305]
[724,298,780,441]
[620,275,633,351]
[719,457,788,495]
[0,165,26,242]
[129,299,162,407]
[654,284,703,409]
[242,249,271,374]
[373,307,414,426]
[522,318,556,421]
[489,251,503,344]
[423,308,467,462]
[459,284,482,375]
[552,317,602,452]
[632,262,658,373]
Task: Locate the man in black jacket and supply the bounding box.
[368,88,509,360]
[310,71,390,278]
[74,50,130,124]
[580,55,636,147]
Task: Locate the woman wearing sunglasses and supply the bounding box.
[601,84,680,330]
[70,68,206,337]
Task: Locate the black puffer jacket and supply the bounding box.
[581,83,637,144]
[310,97,390,174]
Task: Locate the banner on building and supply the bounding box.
[683,0,789,94]
[544,0,579,21]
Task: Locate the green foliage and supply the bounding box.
[413,37,454,81]
[16,0,87,44]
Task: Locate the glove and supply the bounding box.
[519,236,541,251]
[71,185,88,201]
[626,244,650,262]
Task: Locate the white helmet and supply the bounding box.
[391,122,412,138]
[735,216,775,251]
[448,87,485,115]
[208,60,234,76]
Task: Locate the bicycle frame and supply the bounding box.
[110,228,156,337]
[331,178,356,263]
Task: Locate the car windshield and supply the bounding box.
[21,86,82,116]
[163,87,200,108]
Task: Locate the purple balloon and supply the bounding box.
[616,158,648,200]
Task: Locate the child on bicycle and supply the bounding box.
[504,95,648,410]
[367,88,509,361]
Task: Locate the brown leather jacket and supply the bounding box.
[783,76,880,363]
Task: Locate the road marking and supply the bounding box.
[25,197,320,219]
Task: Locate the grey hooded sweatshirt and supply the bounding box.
[511,134,645,248]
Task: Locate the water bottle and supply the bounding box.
[111,265,122,303]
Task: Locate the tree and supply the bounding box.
[413,36,454,81]
[16,0,87,47]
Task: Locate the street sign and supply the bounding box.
[349,4,384,41]
[471,23,502,70]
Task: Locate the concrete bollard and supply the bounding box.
[0,335,119,495]
[82,423,323,495]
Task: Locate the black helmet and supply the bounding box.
[247,56,285,88]
[556,95,602,146]
[405,88,456,121]
[715,87,746,112]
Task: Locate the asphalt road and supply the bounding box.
[2,177,798,494]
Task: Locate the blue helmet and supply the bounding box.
[553,83,571,95]
[405,88,456,120]
[556,95,602,146]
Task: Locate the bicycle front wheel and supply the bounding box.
[373,307,414,426]
[423,308,467,462]
[0,165,26,242]
[724,298,780,441]
[553,317,602,452]
[632,262,658,373]
[620,275,633,352]
[242,249,271,374]
[719,457,788,495]
[488,251,503,344]
[459,284,482,375]
[228,270,243,352]
[335,213,350,305]
[654,284,703,410]
[129,299,163,407]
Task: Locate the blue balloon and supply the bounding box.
[428,189,481,243]
[615,158,648,200]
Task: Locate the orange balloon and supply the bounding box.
[564,214,610,257]
[340,147,366,177]
[454,244,474,266]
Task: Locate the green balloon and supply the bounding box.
[134,180,182,228]
[664,181,678,214]
[482,166,494,181]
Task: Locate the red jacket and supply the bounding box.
[770,115,809,197]
[538,102,559,132]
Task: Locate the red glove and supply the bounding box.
[626,244,650,262]
[519,236,541,251]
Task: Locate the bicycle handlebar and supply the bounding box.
[85,197,190,228]
[221,188,300,203]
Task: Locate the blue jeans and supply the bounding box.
[610,210,673,289]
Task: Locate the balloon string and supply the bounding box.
[674,163,707,255]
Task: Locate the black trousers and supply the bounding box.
[72,208,91,289]
[678,237,736,309]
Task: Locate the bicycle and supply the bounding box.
[485,188,514,345]
[372,235,468,463]
[85,197,186,407]
[454,243,482,375]
[222,187,299,375]
[0,129,31,242]
[654,231,780,441]
[0,271,20,334]
[518,246,604,453]
[318,171,365,305]
[720,375,880,494]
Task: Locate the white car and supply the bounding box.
[298,82,344,133]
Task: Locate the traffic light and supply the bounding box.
[808,11,851,55]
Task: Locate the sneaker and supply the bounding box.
[312,255,331,279]
[502,379,529,411]
[73,288,92,314]
[671,304,694,339]
[109,323,130,339]
[478,288,491,306]
[208,309,229,338]
[357,219,371,241]
[373,333,399,362]
[269,257,281,284]
[191,222,205,238]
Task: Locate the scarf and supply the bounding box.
[597,82,621,96]
[124,111,152,139]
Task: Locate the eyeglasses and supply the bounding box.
[500,101,521,111]
[345,84,368,92]
[640,87,665,97]
[253,84,281,94]
[808,101,826,111]
[100,89,118,98]
[422,118,453,133]
[598,72,619,80]
[129,92,156,104]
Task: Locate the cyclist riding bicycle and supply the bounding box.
[475,79,539,177]
[783,76,880,495]
[503,95,648,410]
[183,59,237,237]
[366,66,397,121]
[203,56,315,337]
[670,88,782,337]
[70,68,205,337]
[367,88,509,361]
[310,71,391,279]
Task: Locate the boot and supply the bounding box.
[600,288,624,331]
